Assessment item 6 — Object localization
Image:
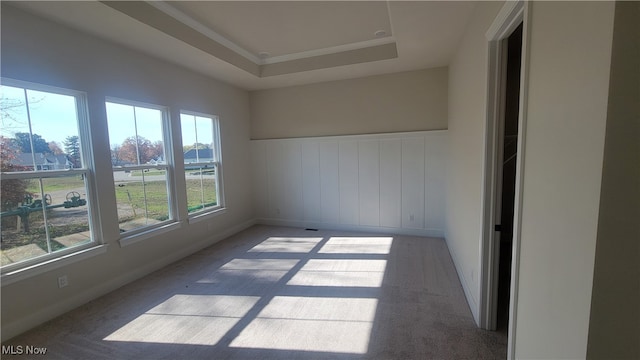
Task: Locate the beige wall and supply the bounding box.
[447,1,621,358]
[249,68,448,139]
[1,5,253,340]
[514,2,615,358]
[587,2,640,358]
[445,1,504,323]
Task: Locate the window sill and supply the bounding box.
[118,221,182,248]
[187,207,227,225]
[1,244,108,287]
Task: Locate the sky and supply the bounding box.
[0,85,79,146]
[1,85,212,151]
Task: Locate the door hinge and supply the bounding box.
[495,224,502,232]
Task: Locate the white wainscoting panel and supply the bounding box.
[266,141,303,220]
[425,134,447,231]
[358,140,380,227]
[301,141,321,222]
[252,131,448,237]
[339,140,359,225]
[251,141,269,218]
[319,140,340,224]
[379,138,402,228]
[401,138,426,229]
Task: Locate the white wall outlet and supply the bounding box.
[58,275,69,288]
[410,214,415,221]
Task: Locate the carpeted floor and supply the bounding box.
[1,225,507,359]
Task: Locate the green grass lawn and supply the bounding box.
[25,176,86,194]
[115,180,170,221]
[115,178,217,221]
[1,175,218,261]
[3,176,217,245]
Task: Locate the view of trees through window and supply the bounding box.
[0,83,92,267]
[181,112,221,214]
[106,101,171,233]
[1,82,226,269]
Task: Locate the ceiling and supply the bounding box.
[9,1,477,90]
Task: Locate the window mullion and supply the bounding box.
[1,79,97,272]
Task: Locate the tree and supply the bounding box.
[12,132,50,154]
[63,135,81,168]
[0,136,30,211]
[149,141,164,161]
[117,136,162,164]
[48,141,64,155]
[111,144,123,166]
[183,142,210,152]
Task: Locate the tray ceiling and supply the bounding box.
[6,1,477,90]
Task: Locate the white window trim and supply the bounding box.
[0,78,101,274]
[106,98,179,240]
[180,110,225,218]
[187,206,227,224]
[118,221,182,248]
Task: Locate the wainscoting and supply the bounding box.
[251,131,447,237]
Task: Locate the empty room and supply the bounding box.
[1,1,637,359]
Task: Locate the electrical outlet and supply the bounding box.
[58,275,69,288]
[410,214,415,221]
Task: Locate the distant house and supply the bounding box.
[146,155,165,166]
[183,148,214,163]
[13,153,74,170]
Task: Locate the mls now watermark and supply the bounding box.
[2,345,48,355]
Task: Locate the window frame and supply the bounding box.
[105,97,178,240]
[0,78,101,274]
[180,110,225,221]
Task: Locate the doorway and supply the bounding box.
[496,22,522,331]
[480,1,528,357]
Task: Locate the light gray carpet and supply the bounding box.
[2,225,507,359]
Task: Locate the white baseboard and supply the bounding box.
[445,237,480,325]
[256,217,445,238]
[1,218,257,342]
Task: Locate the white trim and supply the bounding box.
[118,221,182,248]
[0,78,102,274]
[486,1,524,40]
[1,245,108,287]
[187,207,227,225]
[0,218,256,341]
[261,37,397,65]
[179,111,225,219]
[252,129,447,143]
[447,235,479,323]
[111,164,168,172]
[105,96,168,112]
[479,1,528,358]
[1,77,84,98]
[0,168,87,180]
[256,217,444,239]
[507,3,531,358]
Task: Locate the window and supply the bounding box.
[106,100,173,234]
[1,79,96,270]
[180,112,223,217]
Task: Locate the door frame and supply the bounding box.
[479,1,530,358]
